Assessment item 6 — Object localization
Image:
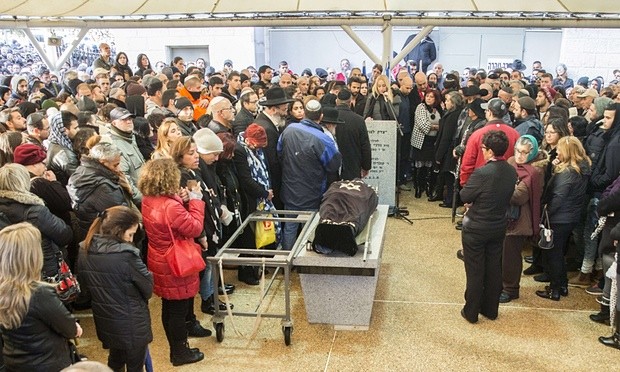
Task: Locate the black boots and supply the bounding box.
[186,320,212,338]
[414,167,427,199]
[170,341,204,366]
[590,304,610,325]
[599,310,620,349]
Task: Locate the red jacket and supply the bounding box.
[460,120,520,187]
[142,195,205,300]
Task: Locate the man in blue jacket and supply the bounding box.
[277,100,342,250]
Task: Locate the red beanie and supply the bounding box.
[13,144,47,166]
[245,123,267,148]
[541,86,557,104]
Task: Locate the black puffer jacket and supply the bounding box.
[68,157,134,240]
[544,161,591,225]
[0,191,72,278]
[77,235,153,349]
[1,284,77,372]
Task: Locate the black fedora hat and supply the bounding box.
[321,106,344,125]
[259,87,295,107]
[509,59,527,71]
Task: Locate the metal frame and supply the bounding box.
[207,209,319,345]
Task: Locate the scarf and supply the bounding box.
[49,112,74,149]
[109,125,134,143]
[237,131,281,239]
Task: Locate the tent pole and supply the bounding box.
[340,25,381,66]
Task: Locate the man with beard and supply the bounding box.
[254,87,294,209]
[233,88,258,137]
[348,77,367,116]
[512,96,544,144]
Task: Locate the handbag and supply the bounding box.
[46,251,81,303]
[538,206,554,250]
[255,201,276,249]
[164,212,206,278]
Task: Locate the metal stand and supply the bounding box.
[387,100,413,225]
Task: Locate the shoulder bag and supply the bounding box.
[164,209,206,277]
[537,205,554,250]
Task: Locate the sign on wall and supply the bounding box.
[487,57,515,71]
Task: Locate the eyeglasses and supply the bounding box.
[516,149,531,156]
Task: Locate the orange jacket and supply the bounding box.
[177,86,209,121]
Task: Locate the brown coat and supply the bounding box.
[506,152,548,236]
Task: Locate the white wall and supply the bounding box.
[559,28,620,83]
[108,27,255,70]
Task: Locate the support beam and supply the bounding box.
[340,25,381,66]
[392,25,434,67]
[22,29,56,71]
[381,18,393,71]
[54,27,89,72]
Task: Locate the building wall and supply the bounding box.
[559,28,620,84]
[108,27,255,71]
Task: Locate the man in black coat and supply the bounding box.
[459,130,517,323]
[232,89,259,137]
[253,87,294,209]
[335,90,372,180]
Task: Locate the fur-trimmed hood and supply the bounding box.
[530,150,550,169]
[0,190,45,206]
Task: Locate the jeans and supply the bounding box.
[108,345,148,372]
[199,261,214,301]
[282,205,315,250]
[580,197,600,273]
[542,222,576,290]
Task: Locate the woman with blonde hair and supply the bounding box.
[78,206,152,372]
[138,159,207,366]
[363,74,400,121]
[0,163,72,278]
[536,136,591,300]
[0,222,81,371]
[151,118,182,159]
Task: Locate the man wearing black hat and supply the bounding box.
[277,100,342,250]
[460,98,520,187]
[254,87,294,209]
[101,107,144,204]
[335,89,372,181]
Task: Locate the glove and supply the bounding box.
[220,205,233,226]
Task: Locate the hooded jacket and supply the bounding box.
[77,235,153,349]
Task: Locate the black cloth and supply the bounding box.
[542,222,575,290]
[77,235,153,350]
[253,112,283,208]
[403,34,437,73]
[313,180,378,256]
[175,118,197,137]
[543,164,590,225]
[352,94,367,117]
[1,285,77,372]
[108,345,147,372]
[30,176,73,224]
[216,158,244,241]
[590,126,620,194]
[161,298,193,344]
[232,107,255,138]
[207,119,232,135]
[0,194,72,278]
[335,104,372,180]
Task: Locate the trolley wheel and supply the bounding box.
[215,323,225,342]
[282,326,292,346]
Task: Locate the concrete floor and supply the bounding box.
[75,191,618,371]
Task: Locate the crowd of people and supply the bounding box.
[1,40,620,371]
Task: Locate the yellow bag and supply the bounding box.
[255,218,276,248]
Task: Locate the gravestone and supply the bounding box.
[364,120,397,206]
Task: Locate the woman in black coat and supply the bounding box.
[0,223,81,372]
[432,91,464,205]
[78,206,153,372]
[0,163,72,278]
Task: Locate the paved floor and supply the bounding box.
[75,191,618,371]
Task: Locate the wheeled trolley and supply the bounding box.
[207,210,318,345]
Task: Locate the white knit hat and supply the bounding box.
[193,128,223,155]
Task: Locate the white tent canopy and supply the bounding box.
[1,1,619,28]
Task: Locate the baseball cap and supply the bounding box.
[480,98,508,117]
[109,107,133,121]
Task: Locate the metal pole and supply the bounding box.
[22,29,56,72]
[392,25,434,67]
[340,25,382,66]
[381,17,393,69]
[54,27,89,71]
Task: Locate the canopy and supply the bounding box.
[1,1,619,28]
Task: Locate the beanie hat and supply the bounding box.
[245,123,267,148]
[193,128,223,154]
[518,96,536,112]
[77,96,97,114]
[126,82,146,97]
[174,97,193,111]
[337,89,352,101]
[541,87,557,104]
[68,78,83,96]
[13,143,47,166]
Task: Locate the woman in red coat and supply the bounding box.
[138,158,207,367]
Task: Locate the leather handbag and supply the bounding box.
[164,213,206,278]
[538,206,554,250]
[47,251,81,303]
